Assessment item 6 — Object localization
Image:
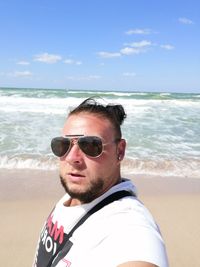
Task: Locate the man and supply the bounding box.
[33,98,168,267]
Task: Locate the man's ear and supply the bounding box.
[117,139,126,161]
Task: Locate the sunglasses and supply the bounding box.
[51,135,119,158]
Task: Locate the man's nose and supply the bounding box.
[64,142,83,163]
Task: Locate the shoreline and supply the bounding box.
[1,169,200,267]
[1,169,200,200]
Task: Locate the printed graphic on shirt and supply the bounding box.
[62,258,72,267]
[33,211,68,267]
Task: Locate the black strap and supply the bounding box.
[49,190,133,267]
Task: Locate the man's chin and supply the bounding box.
[59,174,104,204]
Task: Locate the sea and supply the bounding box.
[0,87,200,178]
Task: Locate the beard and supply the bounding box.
[59,175,104,203]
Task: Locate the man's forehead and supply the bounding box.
[65,113,111,124]
[62,113,113,137]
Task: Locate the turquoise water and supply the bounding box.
[0,87,200,178]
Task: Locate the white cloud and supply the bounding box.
[125,28,152,35]
[121,40,153,55]
[0,70,33,77]
[99,44,150,57]
[64,59,83,65]
[13,71,33,77]
[161,44,175,50]
[97,51,121,58]
[97,39,153,59]
[66,75,101,81]
[17,61,30,65]
[34,52,62,63]
[75,61,83,65]
[85,75,101,80]
[125,40,152,48]
[64,59,74,64]
[123,72,136,77]
[178,17,194,24]
[65,76,75,80]
[120,47,144,55]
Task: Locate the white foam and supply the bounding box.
[1,95,199,114]
[1,155,199,178]
[0,155,58,170]
[122,158,200,178]
[0,96,82,114]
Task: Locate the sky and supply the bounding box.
[0,0,200,93]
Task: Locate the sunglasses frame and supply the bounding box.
[51,135,120,158]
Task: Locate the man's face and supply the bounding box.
[59,112,125,205]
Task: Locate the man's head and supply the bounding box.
[68,98,126,140]
[51,98,127,205]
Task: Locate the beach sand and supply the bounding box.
[1,169,200,267]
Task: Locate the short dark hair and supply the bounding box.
[69,98,126,139]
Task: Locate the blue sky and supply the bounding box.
[0,0,199,93]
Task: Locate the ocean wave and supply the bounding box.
[122,158,200,178]
[1,87,199,100]
[0,87,199,178]
[65,90,148,98]
[0,155,58,170]
[0,95,199,115]
[0,155,199,178]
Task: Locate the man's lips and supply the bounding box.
[67,172,85,182]
[69,172,85,177]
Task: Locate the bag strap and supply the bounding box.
[49,190,134,267]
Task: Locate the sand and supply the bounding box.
[1,169,200,267]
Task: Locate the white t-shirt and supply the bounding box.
[33,179,168,267]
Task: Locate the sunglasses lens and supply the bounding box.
[79,136,102,157]
[51,137,70,157]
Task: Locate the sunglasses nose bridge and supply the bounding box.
[71,138,78,146]
[65,138,82,158]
